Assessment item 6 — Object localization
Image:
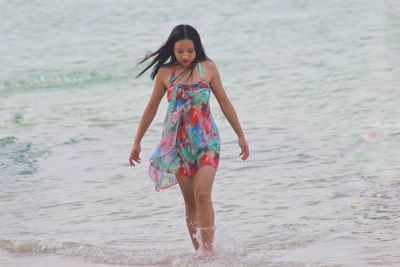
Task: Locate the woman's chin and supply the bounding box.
[178,61,193,66]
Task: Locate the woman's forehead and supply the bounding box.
[174,39,194,49]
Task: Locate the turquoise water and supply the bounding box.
[1,0,400,266]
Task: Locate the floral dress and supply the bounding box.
[148,62,220,191]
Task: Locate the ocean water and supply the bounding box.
[1,0,400,266]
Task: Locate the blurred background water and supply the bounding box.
[1,0,399,266]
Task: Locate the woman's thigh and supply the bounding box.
[193,165,216,195]
[176,174,195,203]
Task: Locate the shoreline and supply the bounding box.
[0,249,156,267]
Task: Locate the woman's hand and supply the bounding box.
[238,136,249,161]
[129,142,141,167]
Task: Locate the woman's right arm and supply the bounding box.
[129,68,167,166]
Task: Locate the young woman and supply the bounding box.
[129,24,249,254]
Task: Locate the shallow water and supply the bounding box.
[1,0,400,266]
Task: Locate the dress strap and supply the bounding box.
[197,62,204,82]
[170,65,177,86]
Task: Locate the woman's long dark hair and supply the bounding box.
[136,24,209,80]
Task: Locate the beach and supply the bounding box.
[1,0,399,266]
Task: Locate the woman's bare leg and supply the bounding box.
[176,174,199,250]
[193,165,216,252]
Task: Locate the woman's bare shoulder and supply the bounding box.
[202,59,215,67]
[158,65,171,75]
[202,60,220,81]
[157,66,170,78]
[202,59,218,72]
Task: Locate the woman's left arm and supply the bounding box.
[208,61,249,161]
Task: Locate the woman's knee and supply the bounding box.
[194,189,211,205]
[177,174,196,208]
[183,195,196,209]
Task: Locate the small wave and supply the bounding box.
[0,238,247,266]
[0,70,128,96]
[0,239,173,266]
[59,137,102,146]
[0,226,255,266]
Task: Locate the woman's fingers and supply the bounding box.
[238,137,249,158]
[129,143,142,167]
[240,143,249,161]
[129,158,141,166]
[129,156,135,166]
[129,151,141,166]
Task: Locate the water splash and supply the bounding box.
[173,225,248,267]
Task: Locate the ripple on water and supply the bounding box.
[0,136,48,178]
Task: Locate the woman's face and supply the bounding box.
[174,39,196,66]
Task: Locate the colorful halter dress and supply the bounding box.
[148,62,220,191]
